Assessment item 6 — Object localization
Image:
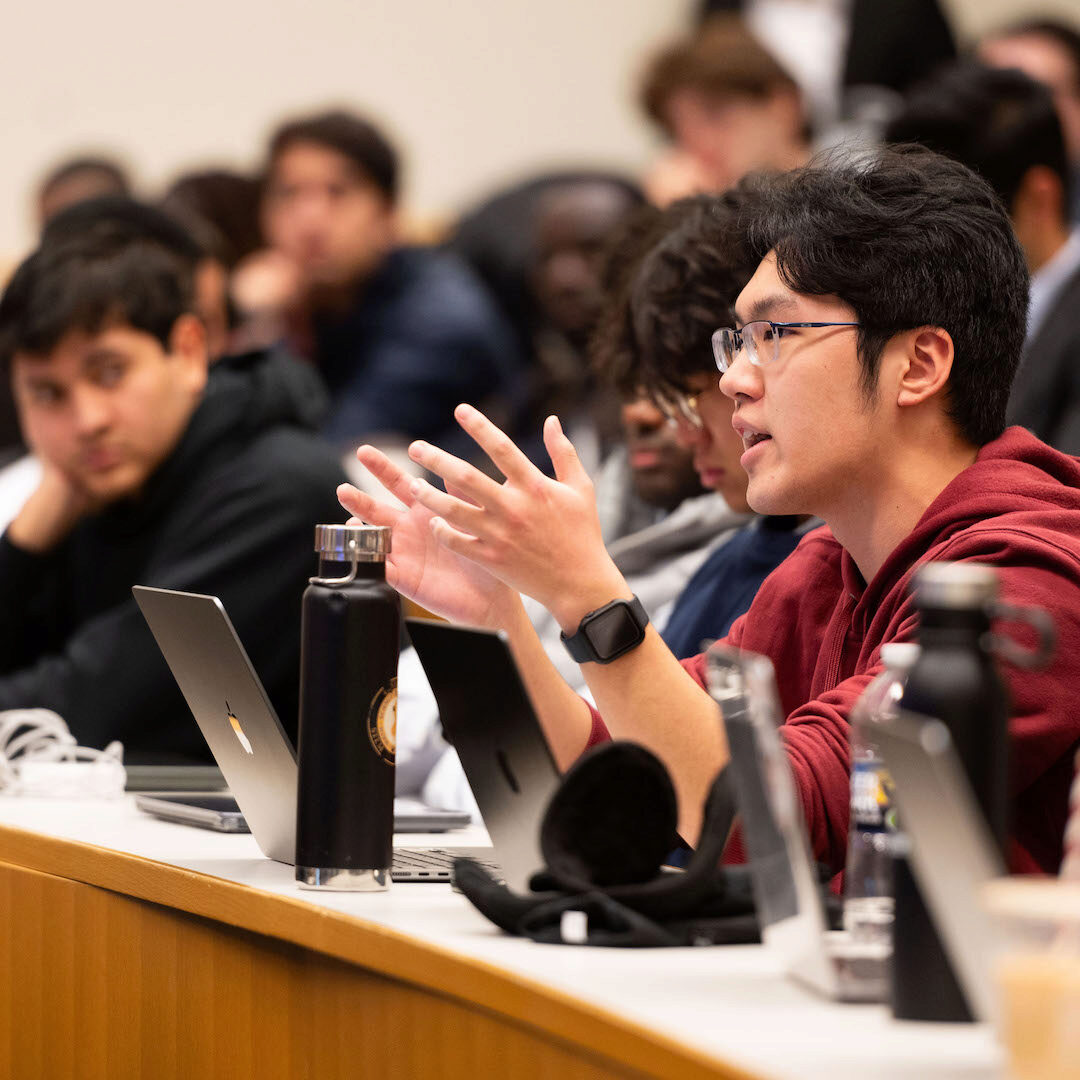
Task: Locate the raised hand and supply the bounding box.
[337,444,515,628]
[405,405,629,633]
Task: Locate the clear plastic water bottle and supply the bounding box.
[843,641,919,944]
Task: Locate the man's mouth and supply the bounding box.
[742,432,771,452]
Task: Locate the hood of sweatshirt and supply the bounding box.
[843,426,1080,639]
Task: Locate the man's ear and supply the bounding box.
[896,326,954,409]
[167,314,209,395]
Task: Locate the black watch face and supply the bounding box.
[588,604,644,661]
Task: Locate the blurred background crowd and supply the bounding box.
[2,0,1080,481]
[2,2,1078,483]
[4,0,1080,774]
[3,0,1080,497]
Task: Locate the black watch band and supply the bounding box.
[560,595,649,664]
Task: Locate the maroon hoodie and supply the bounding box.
[586,428,1080,874]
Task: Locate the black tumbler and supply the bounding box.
[295,524,400,890]
[891,562,1008,1021]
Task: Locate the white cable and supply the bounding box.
[0,709,126,798]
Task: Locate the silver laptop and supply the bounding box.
[706,644,890,1002]
[875,710,1006,1024]
[133,586,482,881]
[134,587,562,891]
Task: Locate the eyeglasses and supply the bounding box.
[652,386,703,429]
[711,321,861,373]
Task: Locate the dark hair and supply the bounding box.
[265,109,399,203]
[0,197,198,366]
[987,18,1080,87]
[38,155,131,202]
[591,190,760,398]
[739,145,1029,446]
[162,169,263,269]
[640,15,803,134]
[884,61,1070,210]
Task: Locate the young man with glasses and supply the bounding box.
[341,147,1080,876]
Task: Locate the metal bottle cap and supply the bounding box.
[310,524,390,586]
[313,524,391,561]
[913,562,998,610]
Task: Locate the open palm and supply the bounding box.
[337,447,512,628]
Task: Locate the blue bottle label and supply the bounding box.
[851,760,896,832]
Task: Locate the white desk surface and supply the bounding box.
[0,794,1002,1080]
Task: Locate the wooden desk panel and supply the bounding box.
[0,825,752,1080]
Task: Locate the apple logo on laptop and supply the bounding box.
[226,701,254,754]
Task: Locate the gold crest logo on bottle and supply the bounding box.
[367,677,397,764]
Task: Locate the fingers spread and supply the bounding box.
[408,439,503,506]
[337,483,399,529]
[453,403,537,485]
[409,477,484,536]
[354,445,416,506]
[429,514,486,559]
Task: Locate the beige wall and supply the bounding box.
[944,0,1080,41]
[3,0,1075,260]
[2,0,691,259]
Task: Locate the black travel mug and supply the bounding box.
[295,524,400,890]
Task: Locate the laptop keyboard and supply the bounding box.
[391,846,499,881]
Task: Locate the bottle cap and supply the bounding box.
[313,524,391,562]
[880,641,920,670]
[913,561,998,609]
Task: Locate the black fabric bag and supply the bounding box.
[454,741,762,947]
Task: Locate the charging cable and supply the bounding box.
[0,709,126,798]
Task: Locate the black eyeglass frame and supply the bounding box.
[712,321,861,373]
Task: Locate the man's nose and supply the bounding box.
[718,351,762,402]
[622,398,665,434]
[71,385,111,436]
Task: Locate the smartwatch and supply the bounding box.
[560,595,649,664]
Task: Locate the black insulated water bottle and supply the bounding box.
[890,561,1054,1021]
[295,524,400,890]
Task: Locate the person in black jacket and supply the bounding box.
[0,200,347,762]
[235,109,525,458]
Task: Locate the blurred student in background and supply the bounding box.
[447,170,642,471]
[980,19,1080,223]
[235,109,524,459]
[638,15,810,205]
[886,63,1080,455]
[522,176,643,472]
[162,168,264,358]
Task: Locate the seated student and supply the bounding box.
[522,176,645,473]
[0,200,346,761]
[979,18,1080,223]
[591,192,814,652]
[404,194,801,810]
[886,63,1080,455]
[398,388,745,814]
[341,147,1080,875]
[0,196,243,529]
[237,109,524,456]
[638,15,811,206]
